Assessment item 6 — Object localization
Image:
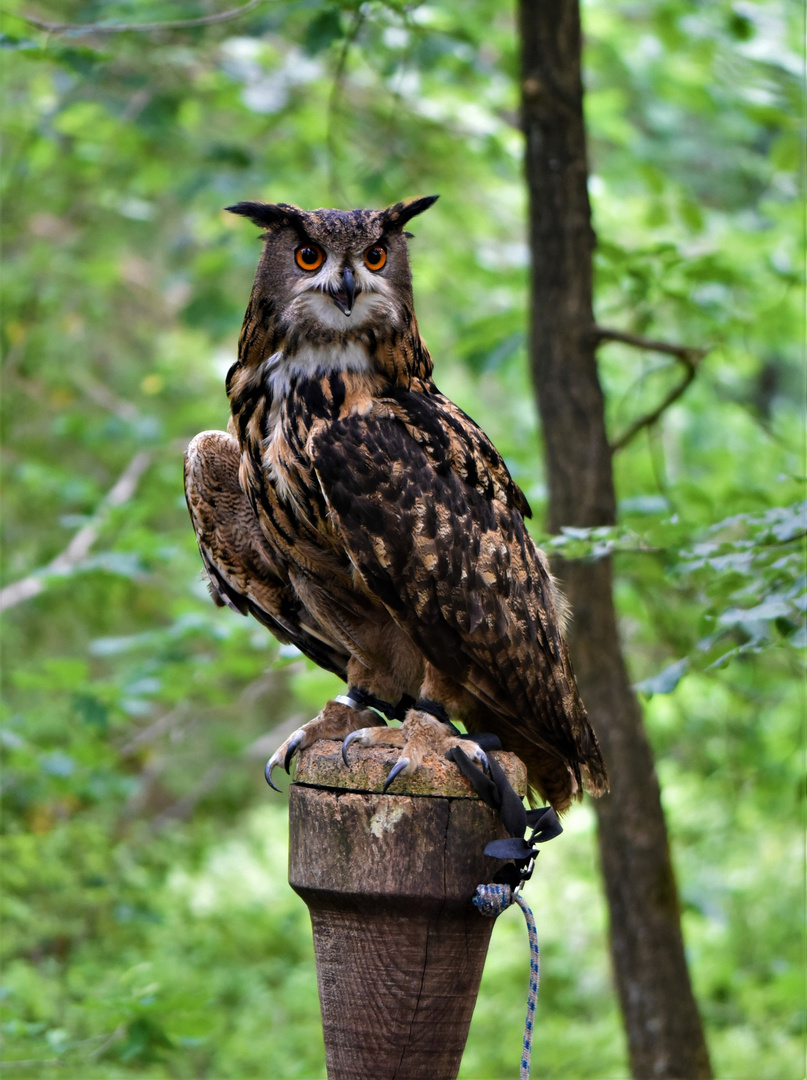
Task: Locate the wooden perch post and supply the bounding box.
[288,741,527,1080]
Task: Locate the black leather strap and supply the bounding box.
[389,693,417,721]
[414,698,451,725]
[336,688,417,723]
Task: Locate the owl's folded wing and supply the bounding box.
[184,429,349,680]
[310,409,604,780]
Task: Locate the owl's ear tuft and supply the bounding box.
[226,202,302,230]
[382,195,439,232]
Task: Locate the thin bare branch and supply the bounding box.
[245,715,308,761]
[1,338,26,378]
[15,0,262,35]
[119,704,191,755]
[594,324,707,364]
[88,1025,127,1063]
[593,325,708,454]
[0,451,151,612]
[71,372,141,423]
[5,367,141,425]
[610,362,699,454]
[149,764,225,832]
[0,1061,61,1070]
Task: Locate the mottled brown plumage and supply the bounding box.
[185,196,607,811]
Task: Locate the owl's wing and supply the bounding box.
[309,403,604,783]
[184,430,349,680]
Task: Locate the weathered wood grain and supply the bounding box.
[288,742,523,1080]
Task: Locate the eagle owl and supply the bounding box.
[184,195,607,812]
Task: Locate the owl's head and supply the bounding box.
[226,196,437,344]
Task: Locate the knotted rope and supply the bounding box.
[474,883,540,1080]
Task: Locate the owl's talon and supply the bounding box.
[265,725,308,790]
[383,757,410,793]
[341,728,362,764]
[283,731,304,773]
[264,754,283,792]
[447,744,489,775]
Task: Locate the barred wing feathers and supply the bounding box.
[310,398,605,797]
[184,430,348,680]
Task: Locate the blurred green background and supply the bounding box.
[1,1,803,1077]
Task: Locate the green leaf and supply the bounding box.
[635,658,689,696]
[304,7,344,56]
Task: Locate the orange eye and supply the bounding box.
[364,245,387,272]
[295,245,325,271]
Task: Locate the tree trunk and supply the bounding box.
[517,3,713,1077]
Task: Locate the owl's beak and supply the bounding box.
[331,265,357,317]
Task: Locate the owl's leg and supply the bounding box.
[264,656,417,790]
[265,697,387,791]
[341,666,489,791]
[343,707,489,792]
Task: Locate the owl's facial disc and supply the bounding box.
[288,235,400,333]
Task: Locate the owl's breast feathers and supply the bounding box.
[219,338,606,804]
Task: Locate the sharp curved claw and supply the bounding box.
[283,732,303,773]
[477,748,490,775]
[341,729,363,765]
[383,756,410,794]
[264,756,282,792]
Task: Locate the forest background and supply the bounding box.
[1,1,804,1077]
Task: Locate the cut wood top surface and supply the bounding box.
[292,740,527,799]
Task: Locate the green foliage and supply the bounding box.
[1,0,802,1077]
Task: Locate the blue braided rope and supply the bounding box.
[473,884,540,1080]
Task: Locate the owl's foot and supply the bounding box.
[265,699,384,791]
[342,707,489,793]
